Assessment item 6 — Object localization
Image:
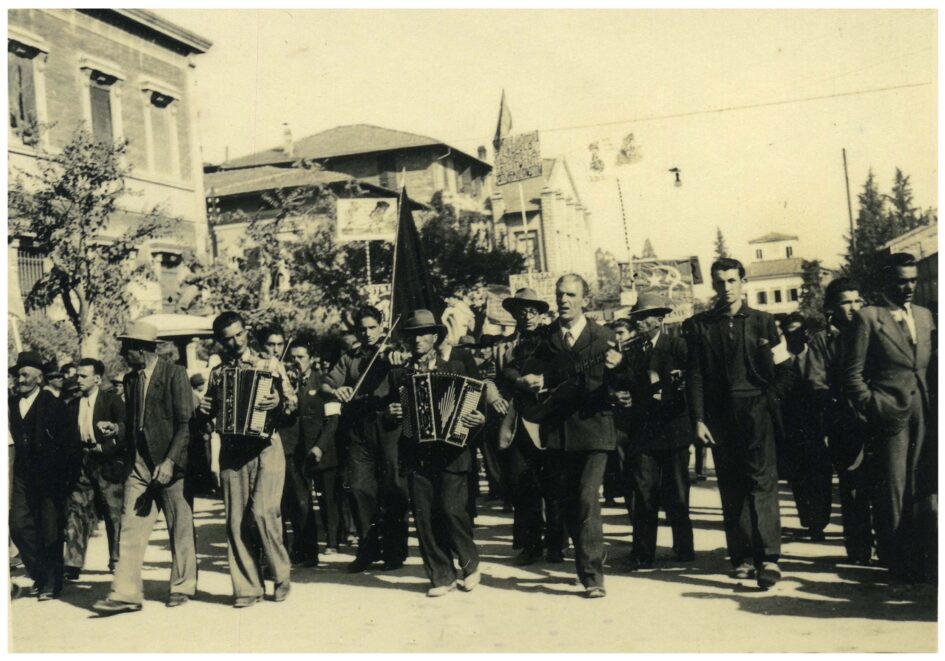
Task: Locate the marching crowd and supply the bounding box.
[7,251,936,611]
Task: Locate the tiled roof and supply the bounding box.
[748,231,799,244]
[204,166,358,197]
[747,257,805,279]
[221,124,490,170]
[495,159,556,214]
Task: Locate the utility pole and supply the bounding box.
[842,148,855,252]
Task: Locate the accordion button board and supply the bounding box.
[401,371,485,447]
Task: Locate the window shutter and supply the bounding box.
[90,83,113,143]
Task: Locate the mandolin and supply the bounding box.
[517,334,650,424]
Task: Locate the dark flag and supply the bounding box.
[390,187,440,325]
[492,89,512,152]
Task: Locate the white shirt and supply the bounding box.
[79,387,100,444]
[649,330,662,348]
[18,387,40,418]
[561,315,588,348]
[884,295,917,344]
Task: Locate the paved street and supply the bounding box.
[9,473,936,653]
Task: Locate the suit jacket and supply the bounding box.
[282,369,339,469]
[387,355,481,473]
[69,388,130,484]
[8,389,78,494]
[842,300,935,436]
[124,358,193,472]
[683,304,794,438]
[628,333,691,451]
[525,318,618,452]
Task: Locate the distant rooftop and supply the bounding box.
[749,232,799,245]
[220,124,490,171]
[747,257,805,279]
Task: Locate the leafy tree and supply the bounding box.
[885,168,920,236]
[594,248,622,303]
[8,127,170,356]
[842,170,895,299]
[641,238,657,259]
[798,259,826,332]
[714,227,729,260]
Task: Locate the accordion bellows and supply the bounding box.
[400,371,485,447]
[218,367,277,438]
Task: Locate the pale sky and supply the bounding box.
[158,8,937,288]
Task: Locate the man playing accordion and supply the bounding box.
[197,311,298,608]
[383,309,486,597]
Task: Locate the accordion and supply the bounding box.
[217,367,278,438]
[400,371,485,447]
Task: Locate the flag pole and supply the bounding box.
[517,182,531,274]
[616,177,631,260]
[365,241,372,286]
[389,187,404,322]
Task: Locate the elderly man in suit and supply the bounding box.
[843,252,936,583]
[683,258,795,589]
[621,293,695,570]
[9,351,78,600]
[63,358,129,580]
[520,274,625,598]
[93,321,196,614]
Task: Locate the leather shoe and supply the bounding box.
[460,570,481,592]
[93,598,142,615]
[37,590,56,601]
[381,560,404,571]
[514,548,542,566]
[63,566,81,582]
[426,581,457,598]
[585,587,607,599]
[623,556,654,572]
[233,595,262,609]
[674,552,696,563]
[733,562,755,580]
[273,581,291,602]
[346,557,374,573]
[757,561,781,589]
[166,593,190,607]
[545,550,565,564]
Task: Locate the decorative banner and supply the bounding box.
[360,282,391,320]
[586,133,643,181]
[336,197,398,243]
[508,271,564,311]
[495,131,542,185]
[484,285,516,326]
[631,258,696,325]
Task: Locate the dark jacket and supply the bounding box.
[68,388,130,484]
[283,369,340,469]
[387,355,481,473]
[683,304,794,437]
[9,388,78,495]
[525,318,618,452]
[628,332,691,451]
[842,300,935,436]
[124,358,194,473]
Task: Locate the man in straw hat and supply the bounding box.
[384,309,486,597]
[620,292,695,570]
[493,288,565,566]
[9,351,77,600]
[93,320,196,614]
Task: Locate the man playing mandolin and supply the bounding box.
[518,274,625,598]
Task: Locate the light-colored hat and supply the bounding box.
[502,288,550,314]
[117,320,159,345]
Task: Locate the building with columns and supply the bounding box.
[489,157,595,283]
[8,9,212,316]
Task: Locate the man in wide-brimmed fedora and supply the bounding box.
[620,292,695,571]
[94,320,196,615]
[384,309,486,597]
[9,351,77,600]
[492,288,566,566]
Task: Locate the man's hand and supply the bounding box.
[309,446,323,463]
[334,386,355,403]
[519,374,545,393]
[387,402,403,420]
[460,409,486,429]
[694,420,716,447]
[255,391,280,412]
[154,458,175,485]
[613,390,633,408]
[388,351,409,367]
[491,396,510,416]
[604,341,624,369]
[198,395,213,414]
[97,421,118,439]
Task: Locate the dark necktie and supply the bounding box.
[137,370,147,431]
